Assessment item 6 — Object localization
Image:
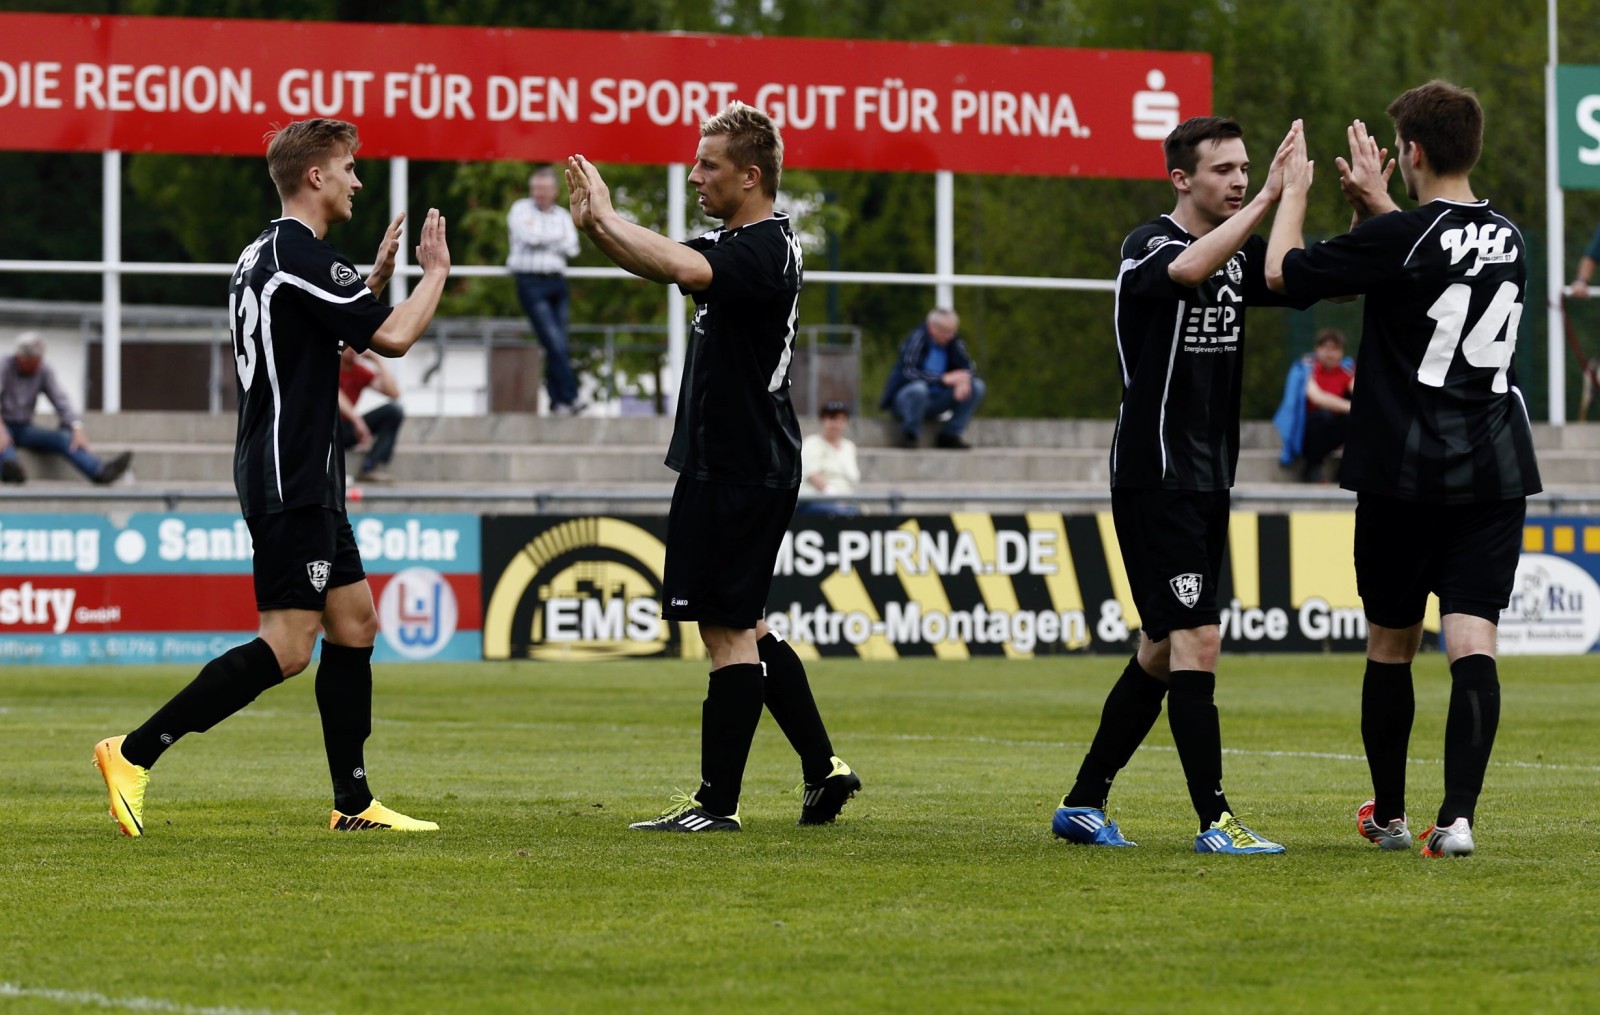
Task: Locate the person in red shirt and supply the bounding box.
[1303,327,1355,482]
[338,345,405,483]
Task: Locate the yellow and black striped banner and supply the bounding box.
[480,512,1390,660]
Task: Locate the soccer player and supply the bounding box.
[93,118,452,836]
[565,103,859,832]
[1266,82,1540,858]
[1052,116,1308,855]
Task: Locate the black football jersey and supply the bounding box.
[667,214,804,489]
[227,217,393,517]
[1281,200,1541,503]
[1111,216,1309,491]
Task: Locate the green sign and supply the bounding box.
[1558,65,1600,190]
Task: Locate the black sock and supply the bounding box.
[121,638,282,768]
[696,662,765,817]
[1361,659,1414,825]
[1064,655,1167,809]
[1440,654,1500,827]
[1167,669,1229,830]
[315,642,375,815]
[757,634,835,783]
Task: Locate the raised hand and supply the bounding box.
[366,212,405,295]
[1262,119,1304,203]
[415,207,450,276]
[1336,119,1397,223]
[1279,119,1314,198]
[565,155,614,233]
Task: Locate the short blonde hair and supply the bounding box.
[701,101,783,198]
[266,118,360,198]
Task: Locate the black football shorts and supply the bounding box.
[662,475,799,629]
[1354,494,1526,628]
[246,505,366,612]
[1111,487,1231,642]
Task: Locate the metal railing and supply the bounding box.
[0,298,861,417]
[6,484,1598,515]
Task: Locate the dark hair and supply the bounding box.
[819,400,850,418]
[1314,327,1347,349]
[1164,116,1244,175]
[1387,81,1482,177]
[266,118,359,198]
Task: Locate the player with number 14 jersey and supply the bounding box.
[1278,197,1540,503]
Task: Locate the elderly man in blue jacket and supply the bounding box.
[879,307,985,450]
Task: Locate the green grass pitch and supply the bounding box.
[3,655,1598,1014]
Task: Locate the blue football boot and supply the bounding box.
[1052,799,1136,847]
[1194,812,1285,855]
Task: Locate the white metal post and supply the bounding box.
[1547,0,1567,424]
[935,170,955,309]
[666,162,687,412]
[389,156,410,304]
[102,149,122,413]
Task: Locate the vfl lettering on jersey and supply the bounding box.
[307,559,332,592]
[1169,573,1202,608]
[1440,222,1518,277]
[329,262,363,287]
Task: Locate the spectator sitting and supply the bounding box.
[796,400,861,517]
[338,345,405,484]
[1,331,132,486]
[1273,327,1354,482]
[879,307,985,450]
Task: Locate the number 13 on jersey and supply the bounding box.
[229,287,260,392]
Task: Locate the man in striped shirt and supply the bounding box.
[508,167,585,415]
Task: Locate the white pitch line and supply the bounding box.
[23,710,1600,775]
[873,732,1600,774]
[0,984,323,1015]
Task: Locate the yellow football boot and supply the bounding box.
[93,735,150,838]
[330,800,439,831]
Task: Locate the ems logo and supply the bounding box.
[329,262,362,287]
[1224,256,1243,285]
[1169,573,1202,608]
[306,560,332,592]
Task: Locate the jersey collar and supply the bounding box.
[271,216,318,236]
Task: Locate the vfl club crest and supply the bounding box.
[329,262,362,287]
[307,559,332,592]
[1224,256,1243,285]
[1169,572,1202,608]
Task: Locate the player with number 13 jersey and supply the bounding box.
[229,218,392,516]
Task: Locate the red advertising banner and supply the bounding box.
[0,14,1210,178]
[0,572,481,634]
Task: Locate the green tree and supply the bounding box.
[10,0,1600,418]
